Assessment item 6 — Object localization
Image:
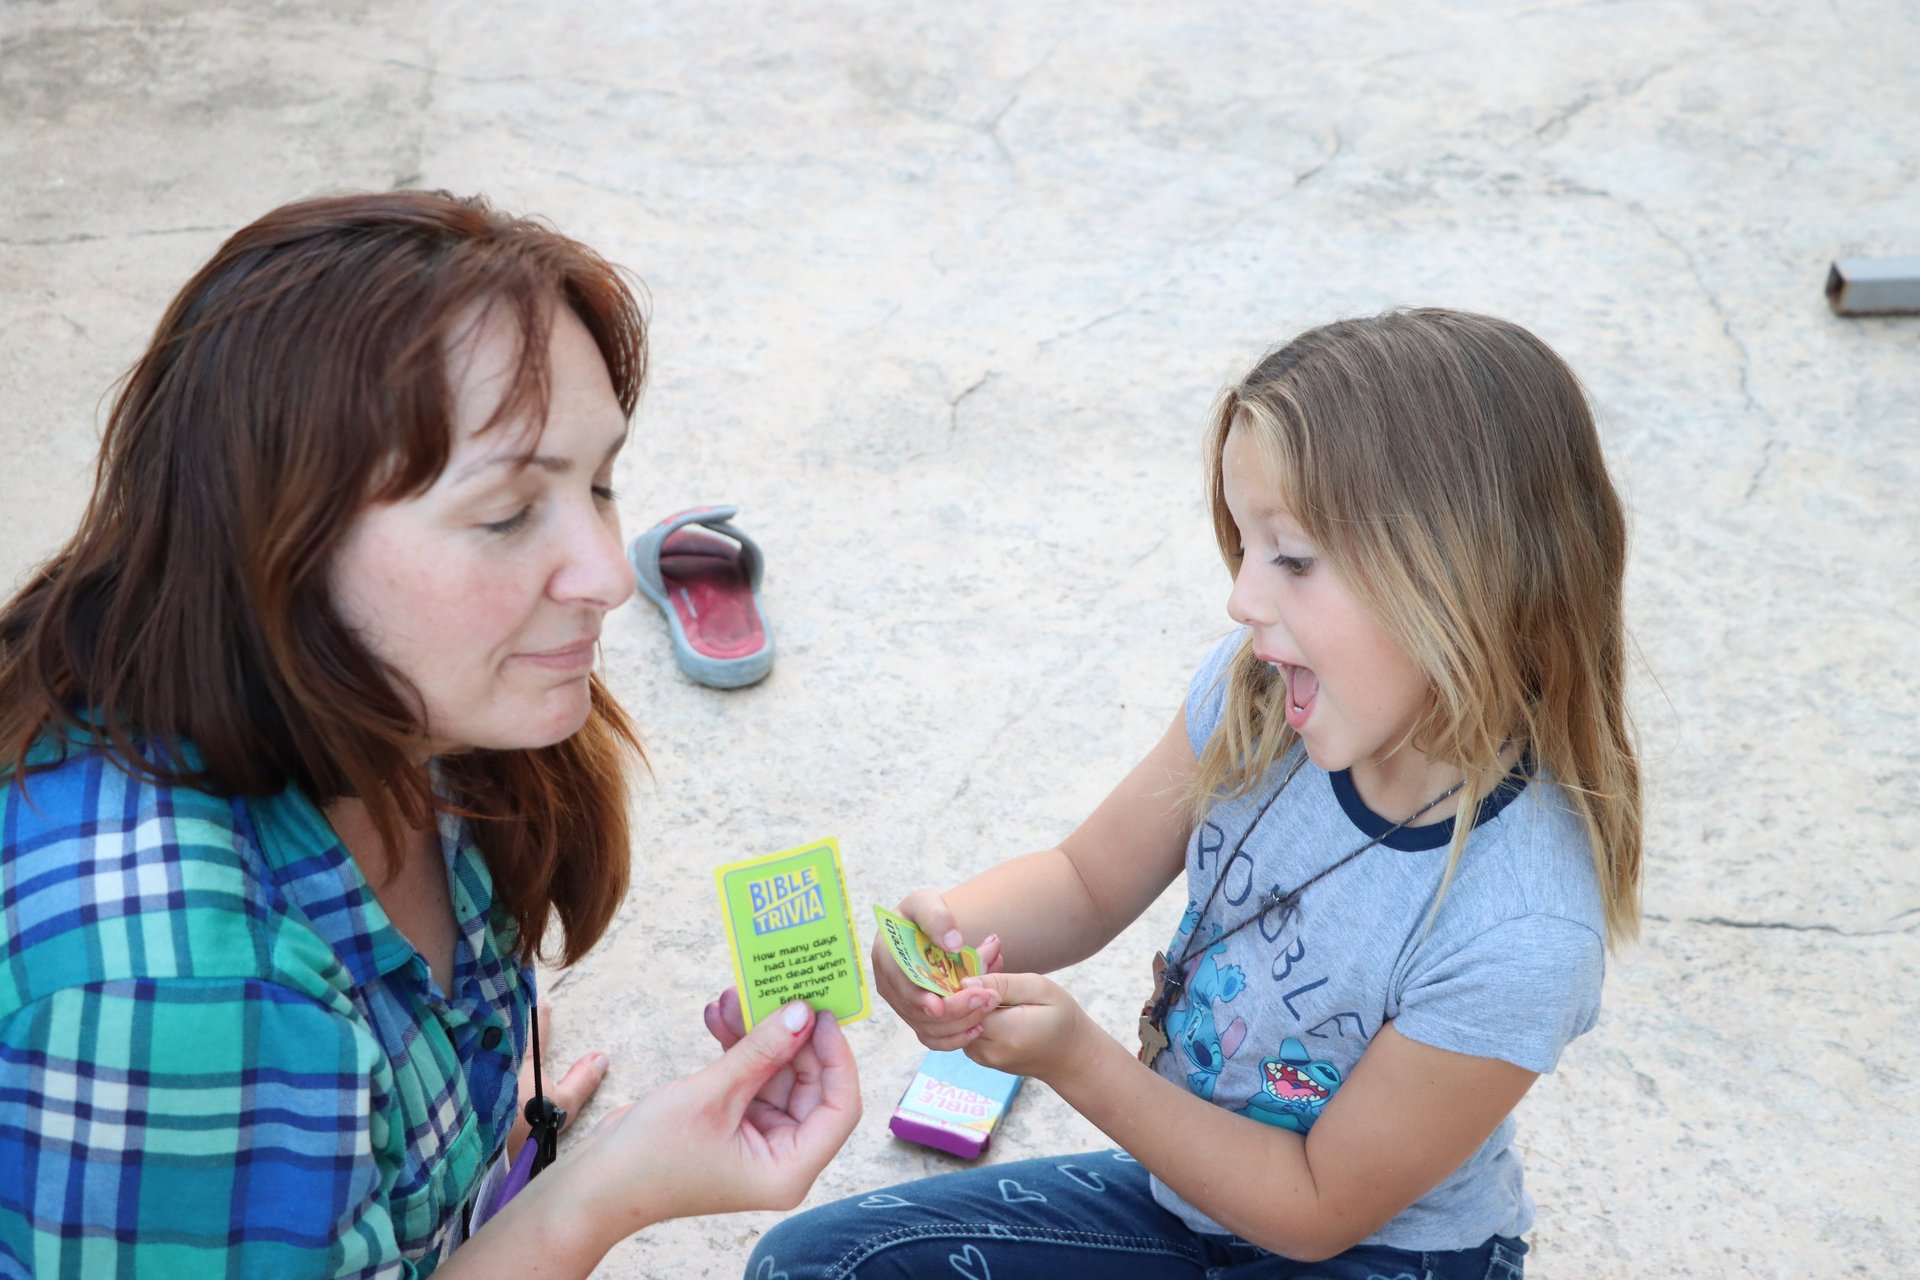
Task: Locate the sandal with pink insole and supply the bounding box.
[627,505,774,688]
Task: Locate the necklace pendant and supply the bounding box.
[1137,950,1172,1066]
[1138,1015,1170,1066]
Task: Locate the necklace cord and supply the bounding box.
[1149,758,1466,1035]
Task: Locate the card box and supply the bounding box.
[888,1049,1023,1160]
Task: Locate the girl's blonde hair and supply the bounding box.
[1190,308,1641,948]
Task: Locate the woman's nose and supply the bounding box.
[554,508,636,611]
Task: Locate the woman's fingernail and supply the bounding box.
[966,1025,983,1040]
[983,934,999,948]
[592,1052,610,1071]
[781,1001,811,1032]
[960,976,983,988]
[941,929,963,950]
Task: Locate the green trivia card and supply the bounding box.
[872,904,982,995]
[715,837,871,1031]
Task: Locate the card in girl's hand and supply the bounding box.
[715,837,871,1030]
[872,905,982,995]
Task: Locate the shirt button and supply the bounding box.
[481,1026,504,1050]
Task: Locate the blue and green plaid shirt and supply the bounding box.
[0,736,532,1278]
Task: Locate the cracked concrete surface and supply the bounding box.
[2,1,1916,1275]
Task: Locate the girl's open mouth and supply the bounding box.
[1284,664,1319,730]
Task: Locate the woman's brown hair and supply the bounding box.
[1191,309,1642,948]
[0,190,646,965]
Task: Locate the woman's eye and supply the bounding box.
[592,484,619,503]
[1273,554,1313,576]
[482,505,533,535]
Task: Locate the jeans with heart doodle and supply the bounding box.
[745,1149,1526,1280]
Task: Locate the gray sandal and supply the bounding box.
[627,505,774,688]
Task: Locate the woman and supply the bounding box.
[0,191,858,1277]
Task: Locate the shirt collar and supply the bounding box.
[243,781,500,992]
[1328,750,1534,852]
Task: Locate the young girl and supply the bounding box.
[741,308,1639,1278]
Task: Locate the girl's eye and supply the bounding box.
[482,505,533,535]
[1273,554,1314,576]
[592,484,619,503]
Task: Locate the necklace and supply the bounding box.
[1137,756,1466,1066]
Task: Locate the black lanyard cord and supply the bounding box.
[522,999,565,1176]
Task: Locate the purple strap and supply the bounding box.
[483,1135,542,1220]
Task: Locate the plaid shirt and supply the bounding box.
[0,736,532,1278]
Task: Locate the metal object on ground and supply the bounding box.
[1826,257,1920,315]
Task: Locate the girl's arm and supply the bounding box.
[916,706,1198,973]
[969,991,1536,1262]
[874,709,1196,1049]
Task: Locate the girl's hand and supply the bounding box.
[506,1002,609,1157]
[869,888,1006,1051]
[561,997,860,1246]
[961,971,1096,1081]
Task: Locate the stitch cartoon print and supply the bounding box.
[1160,903,1252,1099]
[1168,943,1250,1098]
[1243,1036,1342,1132]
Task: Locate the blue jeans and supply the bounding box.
[748,1150,1526,1280]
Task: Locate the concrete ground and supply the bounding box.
[3,1,1916,1275]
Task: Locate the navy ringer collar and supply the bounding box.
[1329,753,1533,851]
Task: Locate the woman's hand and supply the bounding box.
[961,971,1097,1082]
[444,997,858,1276]
[869,888,1006,1050]
[505,1002,609,1157]
[700,987,851,1131]
[559,996,860,1249]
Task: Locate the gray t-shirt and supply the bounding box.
[1148,633,1606,1250]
